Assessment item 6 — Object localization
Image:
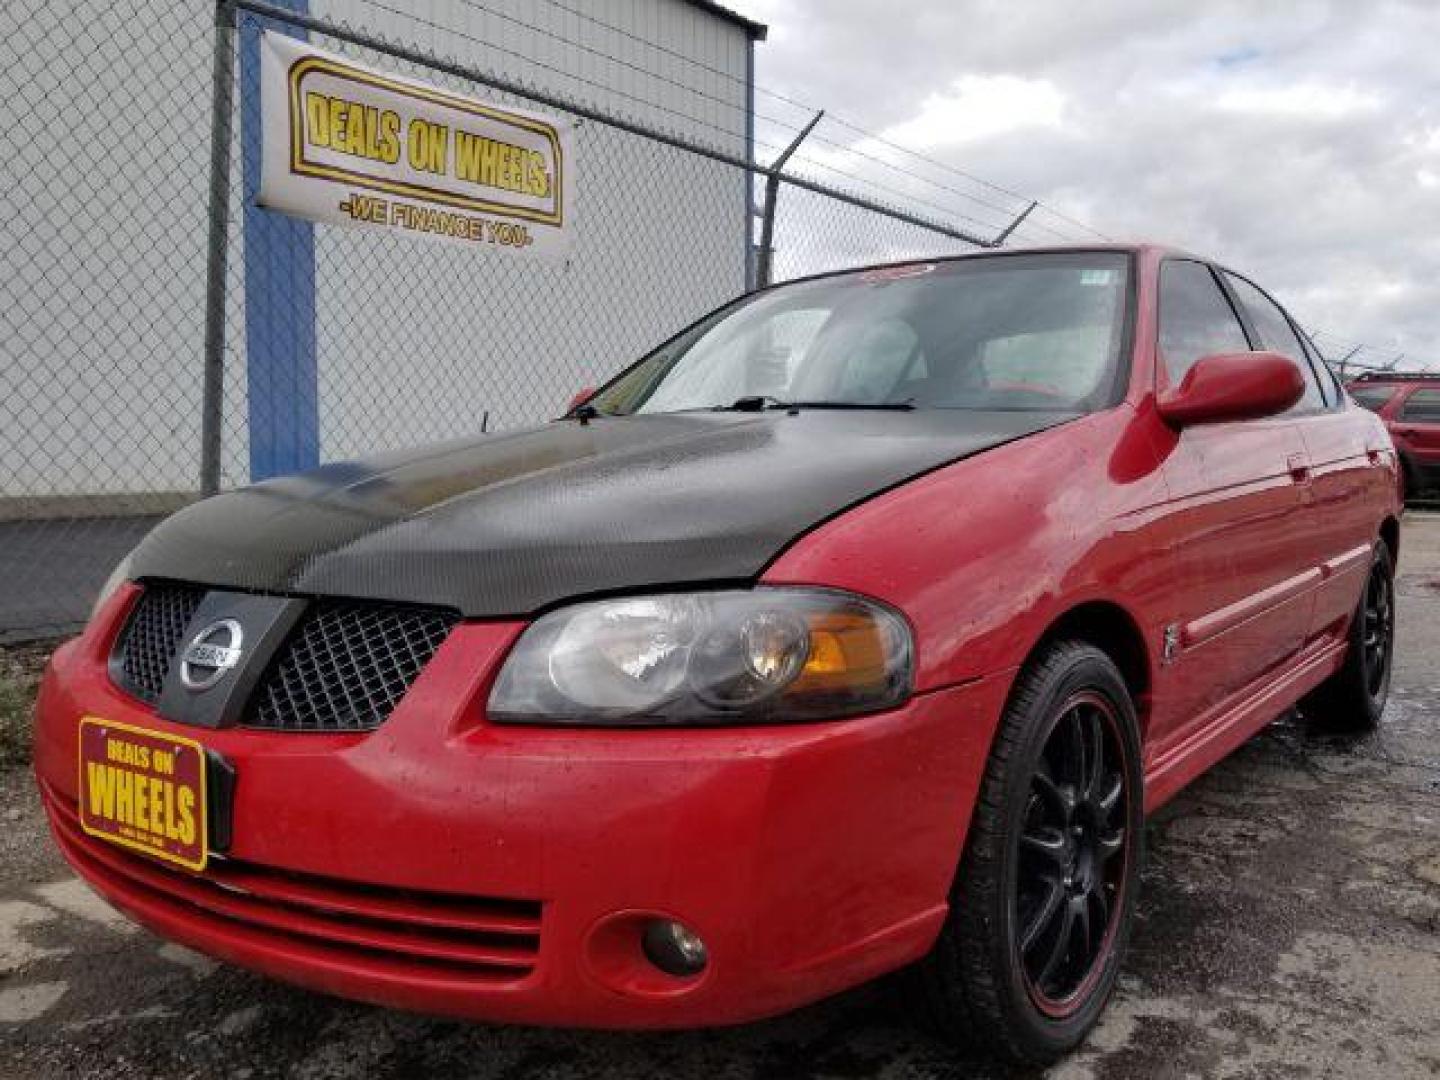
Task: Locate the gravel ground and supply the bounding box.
[1,516,1437,1079]
[0,646,51,772]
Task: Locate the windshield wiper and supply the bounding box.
[788,399,917,411]
[715,395,794,412]
[715,395,917,413]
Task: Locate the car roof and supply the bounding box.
[1347,374,1440,388]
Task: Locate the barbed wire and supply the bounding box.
[442,0,1418,361]
[406,0,1104,241]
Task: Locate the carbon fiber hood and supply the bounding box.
[128,410,1073,616]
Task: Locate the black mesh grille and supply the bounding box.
[247,602,459,732]
[115,582,206,702]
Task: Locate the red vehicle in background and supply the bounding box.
[35,246,1402,1064]
[1347,373,1440,502]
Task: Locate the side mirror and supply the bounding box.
[567,386,596,413]
[1157,351,1304,427]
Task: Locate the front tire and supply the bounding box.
[1301,541,1395,732]
[907,641,1143,1064]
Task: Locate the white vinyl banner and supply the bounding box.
[259,32,575,260]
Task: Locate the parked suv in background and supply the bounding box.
[1347,373,1440,502]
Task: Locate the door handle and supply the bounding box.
[1287,454,1310,482]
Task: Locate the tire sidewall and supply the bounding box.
[1354,542,1395,725]
[990,647,1145,1054]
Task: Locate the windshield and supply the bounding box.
[589,252,1132,416]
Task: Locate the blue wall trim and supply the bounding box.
[239,0,318,482]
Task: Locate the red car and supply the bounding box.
[1346,373,1440,502]
[35,246,1400,1064]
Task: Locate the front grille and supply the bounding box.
[115,581,206,702]
[43,784,541,983]
[247,601,459,732]
[112,583,457,732]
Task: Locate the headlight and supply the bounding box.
[89,552,136,622]
[489,588,913,725]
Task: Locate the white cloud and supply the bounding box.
[1214,82,1384,119]
[875,76,1066,149]
[747,0,1440,366]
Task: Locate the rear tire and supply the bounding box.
[906,641,1143,1064]
[1301,541,1394,732]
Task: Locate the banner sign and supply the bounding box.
[260,33,575,259]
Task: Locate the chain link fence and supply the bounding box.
[1,0,1021,642]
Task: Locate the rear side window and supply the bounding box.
[1158,261,1249,387]
[1401,388,1440,421]
[1222,273,1325,413]
[1299,332,1339,406]
[1349,385,1396,412]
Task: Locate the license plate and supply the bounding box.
[78,717,207,871]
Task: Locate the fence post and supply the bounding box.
[756,110,823,289]
[200,0,238,497]
[993,200,1037,246]
[1335,345,1361,383]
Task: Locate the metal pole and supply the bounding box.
[1336,344,1362,383]
[993,200,1037,246]
[757,110,823,288]
[200,0,238,497]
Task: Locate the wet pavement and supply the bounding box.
[1,516,1437,1079]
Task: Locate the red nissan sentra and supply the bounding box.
[35,246,1400,1063]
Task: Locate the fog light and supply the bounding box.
[641,919,708,977]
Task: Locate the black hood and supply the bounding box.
[129,410,1073,616]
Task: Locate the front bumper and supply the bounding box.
[35,590,1010,1028]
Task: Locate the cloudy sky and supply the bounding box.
[741,0,1440,369]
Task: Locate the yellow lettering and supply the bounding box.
[148,778,165,835]
[454,131,550,196]
[86,761,116,819]
[328,96,348,152]
[114,769,133,824]
[406,120,448,174]
[306,91,331,147]
[133,774,148,829]
[344,100,366,158]
[176,788,196,847]
[379,110,401,164]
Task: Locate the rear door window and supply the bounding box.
[1158,260,1250,387]
[1222,273,1325,413]
[1401,388,1440,421]
[1299,333,1338,406]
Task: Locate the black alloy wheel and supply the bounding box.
[1016,691,1129,1014]
[1301,539,1395,733]
[906,640,1143,1064]
[1361,561,1393,699]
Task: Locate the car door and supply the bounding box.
[1220,271,1378,641]
[1393,387,1440,491]
[1149,259,1315,753]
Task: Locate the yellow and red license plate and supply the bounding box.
[78,717,207,871]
